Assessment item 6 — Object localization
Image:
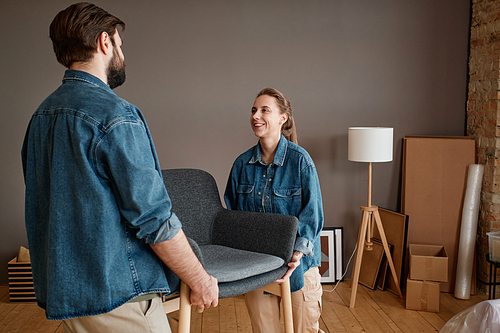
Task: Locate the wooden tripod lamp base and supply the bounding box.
[349,205,403,308]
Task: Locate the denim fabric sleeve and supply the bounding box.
[21,119,32,183]
[224,164,237,210]
[96,117,182,244]
[294,164,324,256]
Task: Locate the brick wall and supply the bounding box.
[467,0,500,291]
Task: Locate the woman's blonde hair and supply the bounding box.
[256,88,298,144]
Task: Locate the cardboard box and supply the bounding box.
[401,136,476,292]
[409,244,448,282]
[406,278,440,312]
[8,257,36,302]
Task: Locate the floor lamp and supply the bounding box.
[347,127,403,308]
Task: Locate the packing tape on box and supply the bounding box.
[425,257,433,279]
[421,283,428,311]
[454,164,484,300]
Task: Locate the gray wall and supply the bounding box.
[0,0,471,285]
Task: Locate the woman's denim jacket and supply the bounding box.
[224,136,324,292]
[21,70,181,320]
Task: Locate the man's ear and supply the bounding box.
[97,31,112,56]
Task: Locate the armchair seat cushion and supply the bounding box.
[200,245,285,283]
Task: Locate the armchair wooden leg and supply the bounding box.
[178,281,191,333]
[281,278,294,333]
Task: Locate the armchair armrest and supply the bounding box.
[211,209,298,263]
[186,237,204,266]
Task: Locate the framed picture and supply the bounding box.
[319,227,343,283]
[359,238,393,290]
[373,208,408,294]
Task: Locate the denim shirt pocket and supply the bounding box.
[236,184,255,212]
[273,187,301,216]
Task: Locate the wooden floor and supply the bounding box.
[0,281,488,332]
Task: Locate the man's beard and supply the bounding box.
[106,49,126,89]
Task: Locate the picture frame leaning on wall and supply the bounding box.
[319,227,343,283]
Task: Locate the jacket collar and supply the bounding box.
[63,69,114,93]
[249,135,287,167]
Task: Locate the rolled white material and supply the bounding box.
[455,164,484,300]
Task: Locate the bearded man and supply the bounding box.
[21,3,218,332]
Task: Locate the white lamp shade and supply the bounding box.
[348,127,393,162]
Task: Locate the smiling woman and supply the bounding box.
[250,95,287,161]
[224,87,325,333]
[254,88,297,144]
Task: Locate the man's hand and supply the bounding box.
[275,251,303,283]
[190,274,219,312]
[150,229,219,311]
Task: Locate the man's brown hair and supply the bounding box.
[49,2,125,68]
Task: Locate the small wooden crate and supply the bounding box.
[8,257,36,302]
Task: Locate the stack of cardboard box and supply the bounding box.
[406,244,448,312]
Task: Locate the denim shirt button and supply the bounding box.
[258,192,261,195]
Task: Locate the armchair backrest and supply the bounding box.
[161,169,224,245]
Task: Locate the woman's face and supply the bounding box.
[250,95,287,140]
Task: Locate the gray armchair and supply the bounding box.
[161,168,298,333]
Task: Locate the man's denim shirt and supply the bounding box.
[21,70,182,320]
[224,136,324,292]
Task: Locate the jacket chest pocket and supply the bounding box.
[236,184,255,212]
[273,187,301,216]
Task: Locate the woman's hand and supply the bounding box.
[275,251,303,283]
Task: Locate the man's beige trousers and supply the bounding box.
[63,296,171,333]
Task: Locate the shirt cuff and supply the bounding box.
[146,212,183,244]
[294,236,314,256]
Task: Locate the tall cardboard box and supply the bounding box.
[406,278,440,312]
[401,136,476,292]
